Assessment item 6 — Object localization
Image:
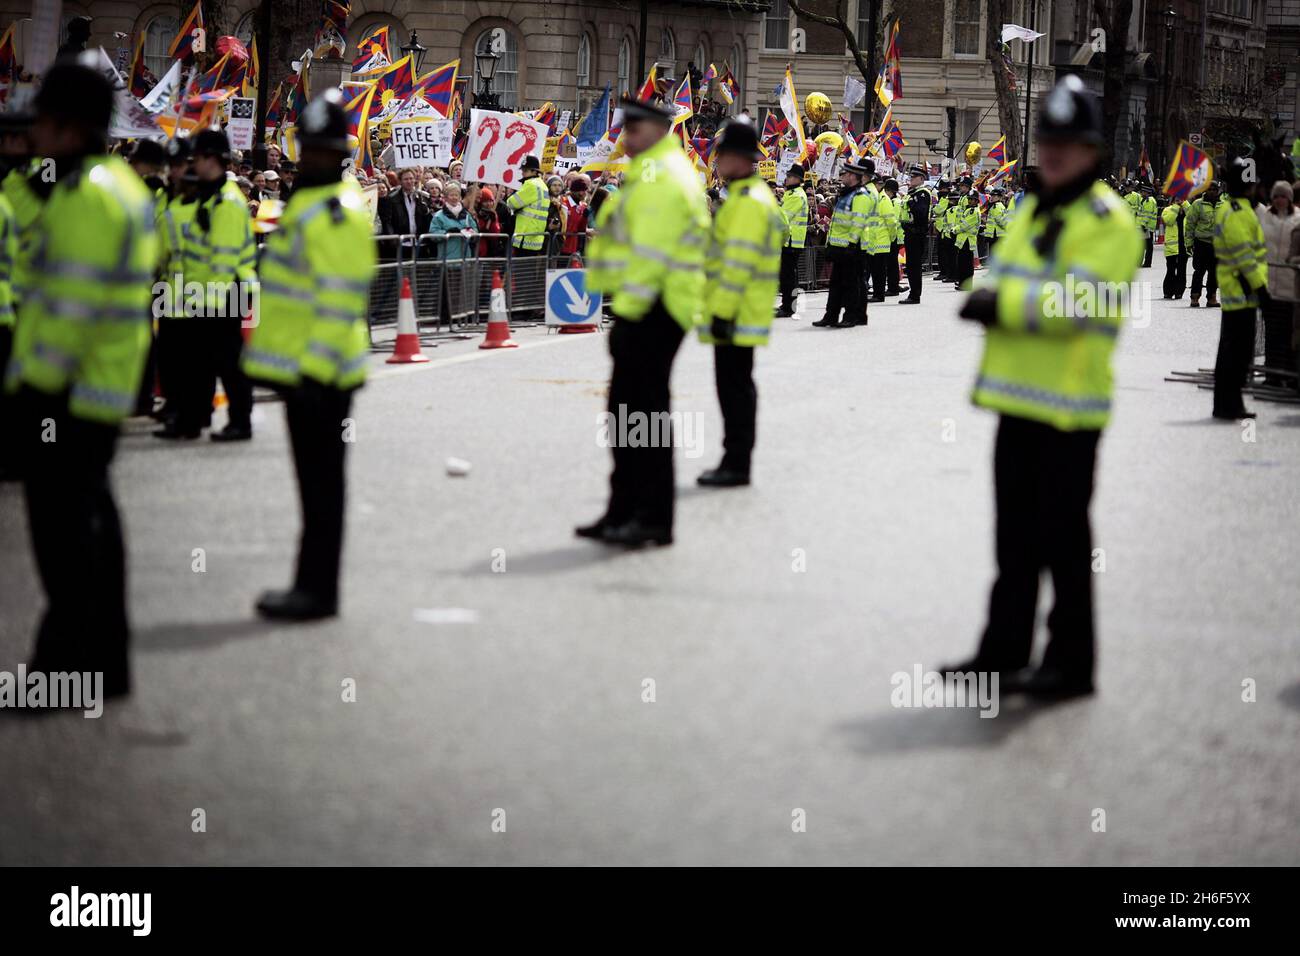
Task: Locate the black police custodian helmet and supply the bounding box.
[1035,74,1105,147]
[35,62,113,135]
[192,129,232,162]
[1222,156,1254,197]
[165,135,192,163]
[619,95,675,125]
[520,154,541,172]
[714,118,763,161]
[784,163,805,184]
[130,139,168,167]
[298,89,350,152]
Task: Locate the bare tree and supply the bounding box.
[786,0,880,128]
[1092,0,1133,154]
[985,0,1023,162]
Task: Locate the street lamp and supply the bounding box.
[401,31,428,75]
[1161,6,1176,170]
[475,48,500,111]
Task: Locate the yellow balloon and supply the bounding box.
[964,141,982,165]
[814,131,843,151]
[805,92,832,125]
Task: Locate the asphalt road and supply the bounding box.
[2,264,1298,865]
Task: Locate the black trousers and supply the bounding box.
[868,251,889,300]
[976,415,1101,682]
[937,234,954,277]
[1142,232,1154,268]
[1262,298,1297,382]
[953,243,974,285]
[605,303,685,529]
[168,320,214,433]
[15,387,130,695]
[713,344,756,473]
[1163,253,1187,299]
[1213,306,1256,417]
[823,249,863,324]
[206,318,253,431]
[156,317,182,420]
[886,243,901,295]
[1190,239,1217,300]
[903,232,925,299]
[779,246,800,314]
[285,383,354,601]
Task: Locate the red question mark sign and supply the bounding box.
[500,121,539,184]
[475,116,501,180]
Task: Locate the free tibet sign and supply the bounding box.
[391,117,454,169]
[545,269,602,326]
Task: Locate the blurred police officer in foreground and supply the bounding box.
[776,163,807,317]
[4,62,158,700]
[899,164,931,304]
[242,91,377,620]
[578,95,709,546]
[696,119,783,488]
[1210,157,1270,420]
[947,75,1140,699]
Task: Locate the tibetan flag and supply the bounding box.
[760,112,788,149]
[875,18,902,106]
[671,74,692,126]
[413,58,458,116]
[532,102,558,134]
[195,51,237,95]
[448,88,464,129]
[635,65,657,102]
[352,24,391,74]
[168,1,205,62]
[718,66,739,105]
[265,78,288,134]
[986,159,1018,189]
[127,31,158,99]
[355,54,415,121]
[987,135,1006,167]
[880,121,906,159]
[776,66,806,159]
[284,60,311,127]
[691,135,717,169]
[241,39,260,98]
[1137,144,1151,182]
[451,128,469,160]
[343,82,376,172]
[1162,140,1214,201]
[703,63,718,85]
[314,1,350,58]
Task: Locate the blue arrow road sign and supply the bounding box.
[545,269,602,325]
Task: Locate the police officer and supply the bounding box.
[187,129,256,442]
[952,176,981,288]
[577,95,708,546]
[1210,157,1270,420]
[696,119,782,487]
[813,158,872,328]
[881,178,903,296]
[1137,182,1158,267]
[507,153,550,318]
[900,164,932,304]
[242,90,376,620]
[5,62,158,700]
[153,136,199,434]
[946,75,1140,698]
[776,164,807,317]
[933,180,953,281]
[1188,180,1222,307]
[981,187,1007,256]
[863,172,890,303]
[1161,195,1188,300]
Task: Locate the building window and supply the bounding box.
[856,1,871,49]
[618,35,631,94]
[693,39,708,72]
[953,0,981,56]
[144,15,180,79]
[764,0,789,52]
[474,28,519,109]
[577,33,591,88]
[659,27,676,73]
[730,41,745,110]
[234,12,255,47]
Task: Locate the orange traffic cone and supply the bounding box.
[479,270,518,349]
[387,276,429,364]
[559,254,598,334]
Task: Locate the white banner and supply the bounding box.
[776,148,801,182]
[226,96,257,150]
[556,109,572,134]
[812,143,837,180]
[466,108,547,187]
[1001,23,1045,44]
[140,58,182,113]
[391,116,454,168]
[843,75,867,109]
[109,89,162,139]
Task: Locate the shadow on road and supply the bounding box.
[451,543,643,577]
[1277,680,1300,711]
[134,617,280,652]
[836,697,1076,755]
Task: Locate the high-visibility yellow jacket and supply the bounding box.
[933,196,950,234]
[0,194,14,329]
[242,180,376,390]
[586,191,620,297]
[699,174,784,347]
[780,186,808,249]
[3,162,46,306]
[982,201,1007,238]
[953,194,980,250]
[827,185,869,249]
[971,181,1141,431]
[864,184,891,254]
[1187,195,1221,242]
[585,132,708,331]
[1213,196,1268,311]
[1161,203,1185,256]
[881,193,903,244]
[4,155,158,424]
[506,175,550,252]
[1124,191,1142,217]
[155,193,197,317]
[1137,196,1158,234]
[179,179,256,314]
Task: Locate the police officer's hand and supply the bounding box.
[1254,284,1272,309]
[710,317,734,344]
[958,288,998,325]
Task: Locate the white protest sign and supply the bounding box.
[776,148,800,181]
[553,154,580,175]
[391,116,454,168]
[812,143,837,180]
[466,108,546,187]
[109,89,162,139]
[226,96,257,150]
[557,109,572,133]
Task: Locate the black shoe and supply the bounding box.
[900,297,921,305]
[255,589,338,621]
[697,467,750,487]
[812,317,836,327]
[153,425,200,440]
[869,296,886,303]
[775,308,794,318]
[1189,298,1200,308]
[1013,666,1094,700]
[210,425,252,442]
[601,519,673,547]
[1212,408,1256,421]
[575,518,615,540]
